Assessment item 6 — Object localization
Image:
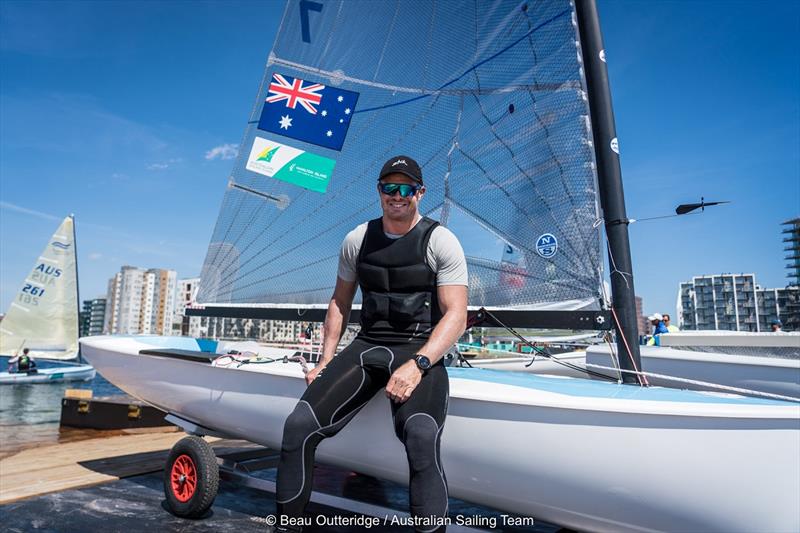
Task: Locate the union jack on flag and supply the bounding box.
[266,73,325,114]
[257,72,360,152]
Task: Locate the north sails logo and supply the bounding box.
[391,159,407,167]
[51,241,71,250]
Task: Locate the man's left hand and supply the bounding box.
[385,360,423,403]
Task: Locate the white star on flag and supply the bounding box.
[337,96,343,103]
[321,110,327,117]
[279,115,293,130]
[339,119,344,123]
[326,130,333,137]
[344,108,351,115]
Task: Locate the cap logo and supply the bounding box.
[391,159,407,167]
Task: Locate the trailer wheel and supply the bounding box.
[163,436,219,518]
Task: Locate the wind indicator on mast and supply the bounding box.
[675,197,731,215]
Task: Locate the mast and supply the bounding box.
[71,214,83,362]
[574,0,643,383]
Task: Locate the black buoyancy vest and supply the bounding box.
[356,216,441,340]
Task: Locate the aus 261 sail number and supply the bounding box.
[18,263,61,306]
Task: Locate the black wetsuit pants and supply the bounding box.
[276,336,449,532]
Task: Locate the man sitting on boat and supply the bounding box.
[273,155,468,533]
[646,313,669,346]
[663,313,680,332]
[8,348,37,374]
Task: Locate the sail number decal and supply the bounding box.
[19,283,45,306]
[18,263,62,306]
[22,284,46,297]
[299,0,323,43]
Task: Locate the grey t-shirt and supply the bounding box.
[338,219,468,286]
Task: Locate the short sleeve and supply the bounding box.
[337,223,368,282]
[427,226,468,286]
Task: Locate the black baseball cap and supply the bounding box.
[378,155,423,184]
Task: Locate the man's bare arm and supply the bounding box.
[417,284,468,364]
[384,284,468,403]
[318,276,358,368]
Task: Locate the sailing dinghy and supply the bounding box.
[82,1,799,531]
[1,215,95,384]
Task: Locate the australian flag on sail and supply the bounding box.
[257,73,359,152]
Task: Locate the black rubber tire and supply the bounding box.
[163,436,219,518]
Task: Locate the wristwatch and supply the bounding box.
[414,354,432,373]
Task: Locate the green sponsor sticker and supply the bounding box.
[273,152,336,193]
[245,137,336,193]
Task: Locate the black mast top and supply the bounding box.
[575,0,643,384]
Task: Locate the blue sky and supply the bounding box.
[1,0,798,318]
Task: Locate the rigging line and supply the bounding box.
[212,91,451,291]
[353,7,571,114]
[609,306,648,386]
[585,363,800,403]
[629,212,701,223]
[478,308,618,382]
[605,238,633,289]
[602,331,623,383]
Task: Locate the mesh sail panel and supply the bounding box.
[197,0,602,310]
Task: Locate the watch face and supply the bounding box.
[416,355,431,370]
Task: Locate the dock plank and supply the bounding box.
[0,430,261,504]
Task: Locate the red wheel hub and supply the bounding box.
[170,454,198,502]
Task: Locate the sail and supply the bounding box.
[0,216,79,360]
[197,0,602,311]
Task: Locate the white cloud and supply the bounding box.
[205,144,238,161]
[0,201,61,221]
[147,158,182,170]
[88,252,103,260]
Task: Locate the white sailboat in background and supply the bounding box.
[0,215,95,384]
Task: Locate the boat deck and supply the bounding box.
[0,429,560,532]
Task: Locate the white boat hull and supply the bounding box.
[0,364,96,384]
[587,345,800,399]
[81,335,800,533]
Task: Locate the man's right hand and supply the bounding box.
[305,365,326,385]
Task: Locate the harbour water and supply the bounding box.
[0,356,125,457]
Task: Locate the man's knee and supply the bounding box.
[400,414,440,472]
[281,402,321,453]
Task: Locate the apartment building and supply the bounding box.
[104,266,177,335]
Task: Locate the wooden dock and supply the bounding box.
[0,428,259,504]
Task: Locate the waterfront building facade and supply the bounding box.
[174,278,202,337]
[79,301,91,337]
[104,266,177,335]
[678,273,799,332]
[80,298,106,337]
[783,218,800,287]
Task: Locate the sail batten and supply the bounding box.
[198,0,603,311]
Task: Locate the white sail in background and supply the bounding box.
[0,215,79,360]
